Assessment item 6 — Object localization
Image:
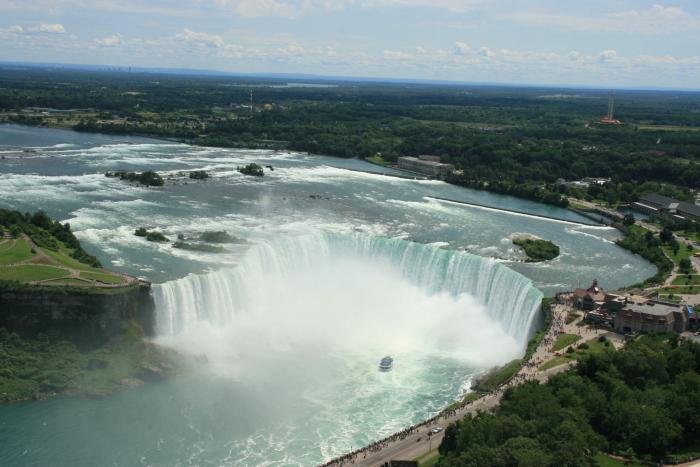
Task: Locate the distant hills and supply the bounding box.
[2,60,698,92]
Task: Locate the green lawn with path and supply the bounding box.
[43,247,102,272]
[541,338,612,371]
[0,265,70,282]
[43,277,93,286]
[80,271,125,285]
[0,237,126,287]
[0,238,34,265]
[592,452,644,467]
[661,285,700,295]
[672,274,700,286]
[663,243,694,267]
[552,333,580,351]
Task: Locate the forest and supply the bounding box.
[438,335,700,466]
[1,66,700,204]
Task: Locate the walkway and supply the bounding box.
[429,196,602,226]
[2,234,138,288]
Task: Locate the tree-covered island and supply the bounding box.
[512,237,560,262]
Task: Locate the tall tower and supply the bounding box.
[250,89,254,114]
[607,91,614,121]
[600,90,621,124]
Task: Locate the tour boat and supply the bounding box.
[379,356,393,371]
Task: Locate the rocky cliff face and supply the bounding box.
[0,282,155,347]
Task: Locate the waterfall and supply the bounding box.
[153,232,543,348]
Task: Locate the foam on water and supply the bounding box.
[149,231,542,464]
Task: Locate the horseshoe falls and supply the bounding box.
[154,232,543,346]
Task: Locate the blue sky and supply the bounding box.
[1,0,699,88]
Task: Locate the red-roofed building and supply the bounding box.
[574,279,606,310]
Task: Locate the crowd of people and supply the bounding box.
[322,303,569,466]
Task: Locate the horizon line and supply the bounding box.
[2,59,700,93]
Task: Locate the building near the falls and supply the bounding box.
[397,155,455,179]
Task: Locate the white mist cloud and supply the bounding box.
[453,41,471,55]
[94,34,122,47]
[598,49,617,63]
[38,23,65,33]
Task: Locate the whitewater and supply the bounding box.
[0,124,656,466]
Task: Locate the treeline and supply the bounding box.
[449,178,569,207]
[3,68,700,192]
[0,209,101,268]
[616,224,673,286]
[438,335,700,466]
[570,180,695,205]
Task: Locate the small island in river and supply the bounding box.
[513,236,560,262]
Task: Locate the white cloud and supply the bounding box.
[504,4,700,35]
[277,41,305,56]
[453,41,471,55]
[204,0,486,18]
[38,23,65,33]
[478,46,494,57]
[383,49,412,60]
[568,51,581,61]
[598,49,617,63]
[94,34,122,47]
[178,28,225,48]
[1,24,23,33]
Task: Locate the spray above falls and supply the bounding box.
[153,232,543,362]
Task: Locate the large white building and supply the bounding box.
[397,155,455,179]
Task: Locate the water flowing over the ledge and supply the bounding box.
[154,232,543,347]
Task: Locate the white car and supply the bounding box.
[430,427,443,434]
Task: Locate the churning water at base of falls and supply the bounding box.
[0,124,657,466]
[143,233,541,465]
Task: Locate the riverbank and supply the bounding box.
[0,210,172,403]
[0,321,180,403]
[325,299,585,465]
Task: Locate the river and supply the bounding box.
[0,124,655,466]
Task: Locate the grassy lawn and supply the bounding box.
[473,358,522,392]
[569,201,593,211]
[416,449,440,467]
[672,275,700,286]
[0,238,34,265]
[541,355,573,371]
[663,243,694,268]
[566,312,581,324]
[592,452,644,466]
[43,247,102,272]
[678,230,700,243]
[0,265,70,282]
[660,286,700,295]
[637,124,700,132]
[658,293,683,303]
[80,271,125,285]
[365,154,388,166]
[542,337,612,371]
[43,277,92,286]
[552,333,580,351]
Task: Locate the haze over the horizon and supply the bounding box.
[1,0,699,89]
